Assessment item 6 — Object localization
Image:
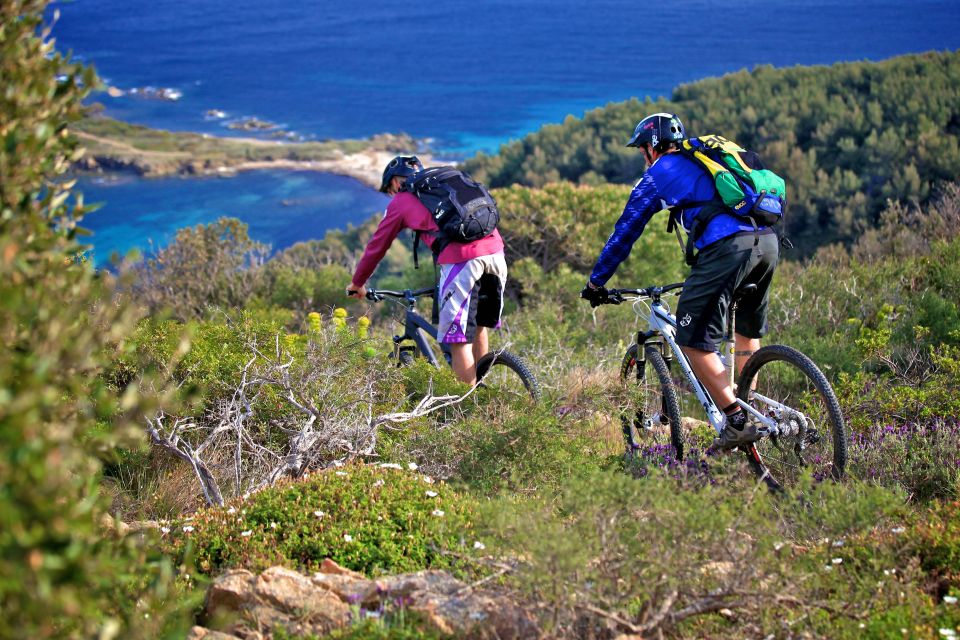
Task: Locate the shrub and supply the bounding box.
[112,310,409,513]
[476,469,952,638]
[131,217,269,320]
[165,464,476,577]
[0,2,189,636]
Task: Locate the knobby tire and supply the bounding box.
[476,350,542,403]
[736,344,848,490]
[620,343,685,460]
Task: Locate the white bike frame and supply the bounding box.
[630,293,791,437]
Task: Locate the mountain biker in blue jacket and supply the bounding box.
[581,113,780,451]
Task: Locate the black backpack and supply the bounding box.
[401,166,500,267]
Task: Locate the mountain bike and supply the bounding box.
[601,282,847,491]
[364,286,542,403]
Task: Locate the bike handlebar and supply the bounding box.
[603,282,684,305]
[365,286,435,302]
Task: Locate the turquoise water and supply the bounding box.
[78,171,388,265]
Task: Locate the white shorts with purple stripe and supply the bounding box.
[437,252,507,344]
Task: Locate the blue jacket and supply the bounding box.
[589,152,761,287]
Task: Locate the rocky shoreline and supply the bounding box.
[72,117,444,190]
[73,142,437,190]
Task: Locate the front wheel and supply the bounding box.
[620,343,684,460]
[736,345,848,489]
[475,350,541,403]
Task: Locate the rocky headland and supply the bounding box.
[72,115,442,190]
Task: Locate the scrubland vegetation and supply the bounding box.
[4,1,960,637]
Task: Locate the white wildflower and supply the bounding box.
[425,490,438,497]
[473,541,486,550]
[831,539,845,547]
[432,509,445,517]
[344,534,354,542]
[773,541,784,551]
[182,525,194,533]
[241,530,252,537]
[373,479,384,487]
[335,471,348,477]
[939,630,956,638]
[944,596,958,604]
[891,526,906,534]
[422,475,435,484]
[379,463,402,470]
[314,510,325,518]
[859,623,866,629]
[407,462,419,471]
[332,459,344,467]
[160,526,170,534]
[270,522,278,529]
[227,507,237,514]
[832,557,843,565]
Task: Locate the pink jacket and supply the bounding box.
[351,191,504,286]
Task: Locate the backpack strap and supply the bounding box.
[665,199,725,266]
[413,231,422,269]
[665,206,686,256]
[412,231,444,270]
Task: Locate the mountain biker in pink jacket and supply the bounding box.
[346,156,507,385]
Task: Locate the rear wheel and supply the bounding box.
[475,350,541,403]
[736,345,847,489]
[620,343,684,460]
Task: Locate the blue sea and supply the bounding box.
[52,0,960,264]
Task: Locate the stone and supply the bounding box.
[254,566,349,625]
[127,520,160,533]
[99,513,130,537]
[203,565,538,639]
[310,571,373,603]
[318,557,366,580]
[185,627,242,640]
[411,590,539,640]
[206,569,256,614]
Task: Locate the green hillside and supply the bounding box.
[464,51,960,254]
[5,1,960,636]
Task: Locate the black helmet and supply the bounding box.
[379,155,423,193]
[626,113,685,151]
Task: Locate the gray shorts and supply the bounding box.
[437,252,507,344]
[674,230,779,352]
